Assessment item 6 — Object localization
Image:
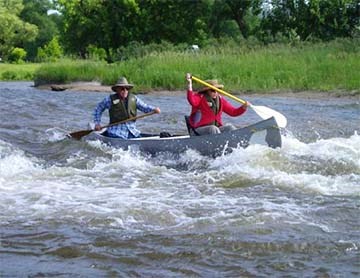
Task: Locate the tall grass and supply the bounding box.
[0,63,41,81]
[32,39,360,94]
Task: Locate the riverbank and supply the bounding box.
[35,81,359,99]
[32,40,360,94]
[2,40,359,95]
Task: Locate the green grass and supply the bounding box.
[6,39,360,94]
[0,63,41,81]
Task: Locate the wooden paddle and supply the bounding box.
[191,75,287,128]
[68,111,157,140]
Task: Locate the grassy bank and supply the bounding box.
[0,63,41,81]
[10,39,360,94]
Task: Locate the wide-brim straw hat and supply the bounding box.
[111,77,134,92]
[198,79,224,93]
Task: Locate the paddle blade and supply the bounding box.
[67,129,93,140]
[250,105,287,128]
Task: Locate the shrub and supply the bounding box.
[2,71,17,80]
[36,36,63,62]
[8,48,27,64]
[86,45,107,61]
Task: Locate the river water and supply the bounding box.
[0,82,359,277]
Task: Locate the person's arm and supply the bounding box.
[93,97,110,130]
[136,97,161,114]
[186,73,201,107]
[222,97,249,116]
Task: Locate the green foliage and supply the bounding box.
[137,0,210,45]
[8,47,27,64]
[1,70,33,80]
[2,0,360,61]
[86,45,107,61]
[260,0,360,42]
[33,39,360,93]
[0,63,40,80]
[33,59,106,85]
[0,0,38,61]
[56,0,141,57]
[0,0,23,13]
[1,71,17,80]
[111,41,187,61]
[36,36,63,62]
[20,0,61,61]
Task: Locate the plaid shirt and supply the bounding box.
[93,95,155,139]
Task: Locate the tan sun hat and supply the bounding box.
[198,79,224,94]
[111,77,134,92]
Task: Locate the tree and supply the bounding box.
[0,0,38,61]
[221,0,262,38]
[55,0,212,59]
[310,0,360,40]
[137,0,211,45]
[96,0,142,54]
[20,0,61,61]
[260,0,360,42]
[36,36,63,62]
[8,47,27,63]
[55,0,141,58]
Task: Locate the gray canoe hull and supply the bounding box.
[84,117,282,156]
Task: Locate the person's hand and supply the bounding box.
[186,73,192,91]
[154,107,161,114]
[244,101,251,108]
[95,124,102,131]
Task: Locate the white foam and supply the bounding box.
[44,127,69,142]
[0,133,359,232]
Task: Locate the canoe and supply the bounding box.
[84,117,282,156]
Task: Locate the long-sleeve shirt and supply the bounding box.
[93,95,155,139]
[187,89,247,128]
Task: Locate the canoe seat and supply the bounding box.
[184,116,199,136]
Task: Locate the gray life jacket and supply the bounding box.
[109,93,137,124]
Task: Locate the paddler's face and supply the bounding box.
[207,89,218,99]
[116,87,129,99]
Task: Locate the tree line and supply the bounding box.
[1,0,359,63]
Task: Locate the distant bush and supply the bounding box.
[86,45,107,61]
[110,40,188,61]
[36,36,63,62]
[2,71,17,80]
[1,69,33,80]
[8,48,27,64]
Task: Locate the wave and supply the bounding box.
[1,133,359,193]
[0,134,359,232]
[209,133,360,195]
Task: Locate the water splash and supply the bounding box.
[44,127,70,142]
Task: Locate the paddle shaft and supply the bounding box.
[191,75,246,105]
[68,111,157,140]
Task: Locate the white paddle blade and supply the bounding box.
[250,105,287,128]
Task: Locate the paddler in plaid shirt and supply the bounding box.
[93,77,161,139]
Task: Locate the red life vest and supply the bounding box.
[187,90,247,128]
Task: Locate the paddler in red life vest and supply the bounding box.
[185,73,249,135]
[93,77,161,139]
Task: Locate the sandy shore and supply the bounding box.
[36,82,359,99]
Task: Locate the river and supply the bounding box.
[0,82,359,277]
